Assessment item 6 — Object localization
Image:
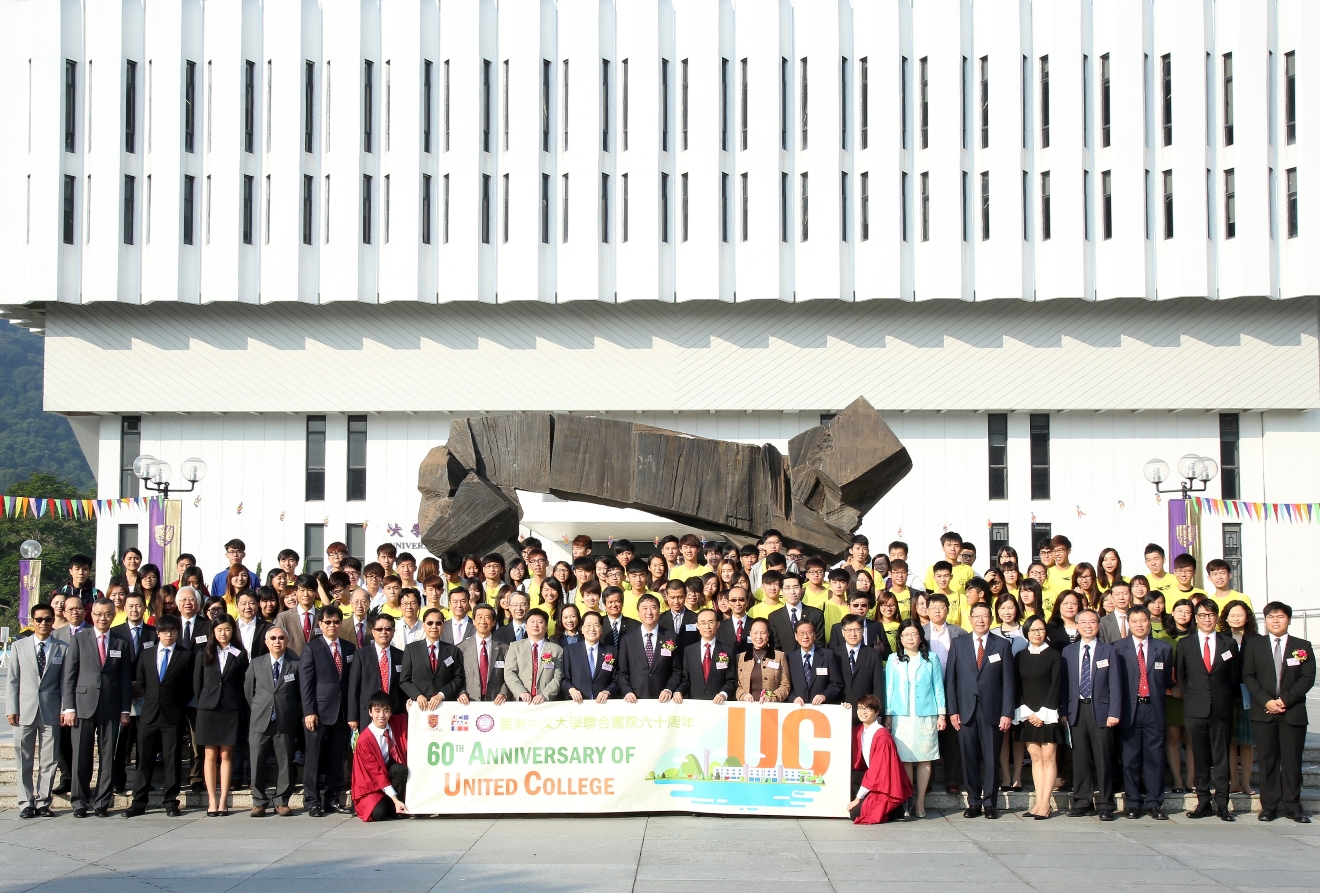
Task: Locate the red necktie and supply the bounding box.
[1203,636,1212,672]
[976,637,984,670]
[331,641,342,675]
[530,644,540,696]
[386,729,405,765]
[379,646,390,693]
[736,619,744,644]
[357,622,366,648]
[303,611,312,642]
[1136,642,1150,697]
[429,644,438,674]
[98,634,107,667]
[702,643,711,682]
[479,639,489,697]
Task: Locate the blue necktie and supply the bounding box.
[132,625,141,655]
[158,648,169,682]
[1080,644,1093,699]
[588,646,596,678]
[803,652,812,681]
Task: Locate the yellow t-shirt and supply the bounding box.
[823,600,851,643]
[931,590,964,627]
[748,600,784,620]
[924,564,975,597]
[377,603,404,618]
[882,620,901,652]
[888,588,914,621]
[1096,574,1128,592]
[669,563,712,582]
[1148,572,1179,597]
[1171,587,1208,604]
[802,586,831,610]
[1046,565,1077,595]
[1209,589,1253,612]
[621,590,657,621]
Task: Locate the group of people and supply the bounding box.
[5,529,1313,826]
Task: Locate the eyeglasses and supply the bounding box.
[374,626,395,633]
[31,616,53,623]
[320,619,342,626]
[423,620,444,627]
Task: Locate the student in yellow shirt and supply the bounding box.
[575,579,603,616]
[377,581,406,619]
[479,554,507,606]
[841,535,872,576]
[885,559,915,620]
[570,557,596,600]
[929,561,961,627]
[820,572,852,642]
[624,560,659,621]
[659,535,682,570]
[959,577,990,632]
[1142,543,1178,598]
[422,576,449,616]
[802,557,831,609]
[1044,535,1076,599]
[1027,561,1055,615]
[524,549,551,606]
[670,533,712,581]
[748,570,785,619]
[613,539,637,571]
[1170,553,1208,603]
[441,551,465,597]
[825,568,851,612]
[107,579,130,627]
[924,531,975,597]
[1095,547,1126,593]
[1205,559,1253,612]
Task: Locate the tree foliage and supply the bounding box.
[0,323,94,492]
[0,474,96,630]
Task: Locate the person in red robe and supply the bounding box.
[351,692,410,821]
[848,694,913,824]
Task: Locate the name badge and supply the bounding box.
[660,648,673,656]
[766,661,780,669]
[345,654,353,663]
[815,666,829,676]
[108,649,122,658]
[1154,662,1165,670]
[51,655,64,664]
[1096,659,1110,668]
[143,641,155,649]
[443,656,454,667]
[494,660,505,668]
[195,635,208,644]
[395,664,403,671]
[716,662,728,670]
[1221,651,1233,661]
[226,646,241,657]
[988,653,1001,663]
[1287,658,1301,666]
[284,673,296,682]
[685,624,697,632]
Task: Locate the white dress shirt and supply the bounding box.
[928,624,952,663]
[368,724,399,797]
[855,721,881,797]
[450,616,469,641]
[238,618,258,654]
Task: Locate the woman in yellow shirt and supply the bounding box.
[1095,547,1126,593]
[1001,562,1022,599]
[875,592,902,652]
[538,578,566,637]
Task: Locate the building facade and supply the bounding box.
[2,0,1318,605]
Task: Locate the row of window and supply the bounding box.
[60,49,1301,162]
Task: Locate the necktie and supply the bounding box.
[703,643,712,682]
[975,637,984,670]
[516,625,525,641]
[736,619,744,644]
[611,621,620,646]
[303,611,311,642]
[357,622,365,648]
[849,649,857,674]
[803,652,812,681]
[159,647,170,682]
[1203,636,1212,673]
[790,608,799,627]
[386,728,405,764]
[132,625,141,655]
[588,646,596,679]
[1274,637,1285,697]
[1136,642,1149,697]
[530,644,540,696]
[379,646,390,693]
[1118,614,1128,637]
[331,641,342,676]
[1080,644,1093,698]
[429,643,438,674]
[98,634,107,667]
[36,642,46,676]
[269,659,280,722]
[644,632,655,666]
[479,640,489,697]
[184,620,192,644]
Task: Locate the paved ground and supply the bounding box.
[0,806,1319,893]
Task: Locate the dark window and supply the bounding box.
[422,173,432,244]
[443,173,449,242]
[1161,53,1172,146]
[305,415,326,500]
[781,171,788,242]
[661,58,670,152]
[962,170,968,241]
[125,60,138,153]
[542,59,551,152]
[504,60,509,151]
[981,170,990,240]
[424,60,433,153]
[1029,413,1050,500]
[118,525,139,561]
[920,171,929,241]
[1286,51,1296,145]
[481,174,490,244]
[719,172,727,242]
[901,171,908,241]
[1101,170,1112,239]
[741,171,749,241]
[1163,169,1173,239]
[736,57,743,151]
[961,55,967,149]
[502,173,508,243]
[601,172,609,242]
[1287,168,1298,238]
[919,57,928,149]
[681,172,689,242]
[64,60,76,152]
[681,58,688,150]
[661,171,669,242]
[622,58,629,150]
[345,524,366,561]
[346,415,367,501]
[1100,54,1110,147]
[563,59,569,151]
[622,172,629,241]
[123,174,136,244]
[362,174,372,244]
[989,523,1010,560]
[1219,413,1240,500]
[860,171,869,241]
[1022,170,1029,240]
[840,172,847,240]
[562,173,569,242]
[988,413,1008,499]
[842,55,848,148]
[183,175,195,244]
[183,61,196,154]
[62,175,76,244]
[120,416,141,497]
[860,56,868,149]
[304,524,325,573]
[901,56,908,149]
[602,59,610,151]
[244,59,255,153]
[364,59,375,153]
[1022,55,1028,148]
[444,59,450,151]
[304,60,314,153]
[302,174,313,244]
[541,172,550,243]
[1039,55,1049,147]
[1222,53,1233,146]
[980,55,989,148]
[800,172,808,241]
[1041,171,1051,240]
[1224,168,1235,239]
[800,57,808,149]
[781,57,788,150]
[1031,522,1053,553]
[1221,524,1243,590]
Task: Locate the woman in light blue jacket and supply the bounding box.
[884,619,947,818]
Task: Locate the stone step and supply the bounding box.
[0,789,312,811]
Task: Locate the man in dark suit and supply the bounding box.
[768,574,826,655]
[457,605,509,704]
[564,610,619,703]
[827,593,892,659]
[1113,605,1174,819]
[491,592,531,645]
[275,575,321,658]
[125,615,192,817]
[716,587,754,654]
[1175,599,1240,821]
[245,626,302,816]
[348,615,407,731]
[59,598,133,817]
[786,617,844,705]
[833,615,886,721]
[601,587,639,650]
[173,585,213,792]
[658,581,701,656]
[616,594,681,702]
[233,591,272,660]
[439,588,475,645]
[674,609,737,704]
[111,592,156,794]
[1062,609,1122,820]
[400,608,466,711]
[1242,601,1317,822]
[944,602,1015,819]
[299,604,357,817]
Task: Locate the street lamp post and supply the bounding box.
[1142,453,1219,499]
[132,455,208,502]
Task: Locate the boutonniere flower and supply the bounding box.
[602,653,616,668]
[718,653,729,663]
[540,650,555,664]
[662,639,677,651]
[1293,649,1309,662]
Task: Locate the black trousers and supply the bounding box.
[183,706,204,785]
[957,712,1002,809]
[72,714,120,811]
[112,715,138,791]
[1119,701,1165,808]
[133,721,181,808]
[937,724,963,787]
[1254,719,1307,816]
[1070,705,1115,810]
[367,763,410,821]
[57,724,73,788]
[303,717,350,809]
[249,722,297,807]
[1185,713,1231,808]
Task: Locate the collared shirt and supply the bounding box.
[451,617,468,640]
[1077,637,1098,685]
[399,617,424,645]
[368,724,399,797]
[928,624,952,663]
[855,721,881,798]
[238,618,258,654]
[1197,630,1218,662]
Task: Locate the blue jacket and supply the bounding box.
[1062,638,1122,726]
[1112,635,1173,728]
[884,651,946,717]
[943,632,1015,723]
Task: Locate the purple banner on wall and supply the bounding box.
[148,497,166,568]
[1168,498,1200,570]
[18,559,41,629]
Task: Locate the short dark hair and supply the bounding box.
[840,614,864,629]
[968,602,992,618]
[626,559,650,576]
[154,614,182,633]
[1205,558,1230,573]
[828,568,850,583]
[526,608,549,624]
[397,550,416,565]
[277,548,300,562]
[659,535,680,547]
[1194,600,1219,617]
[1075,608,1100,622]
[1144,543,1166,558]
[939,532,962,546]
[1262,601,1293,619]
[68,553,93,570]
[320,604,343,621]
[932,560,953,574]
[926,593,949,608]
[1126,605,1151,621]
[1049,535,1071,550]
[636,593,660,610]
[30,602,54,620]
[1173,553,1197,570]
[761,570,784,587]
[472,603,498,620]
[224,539,246,551]
[613,539,636,554]
[422,607,445,622]
[764,553,788,570]
[888,540,908,554]
[367,691,393,712]
[889,558,908,572]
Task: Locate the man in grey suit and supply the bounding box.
[244,626,302,816]
[923,594,966,795]
[1098,582,1134,644]
[60,598,132,817]
[503,610,564,703]
[5,603,67,817]
[457,604,509,704]
[440,589,475,645]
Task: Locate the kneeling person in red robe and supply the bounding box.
[352,692,409,821]
[848,694,913,824]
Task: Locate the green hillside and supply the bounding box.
[0,322,94,492]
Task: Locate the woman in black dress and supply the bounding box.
[1015,615,1064,819]
[1045,590,1083,651]
[194,614,249,816]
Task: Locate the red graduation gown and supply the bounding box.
[851,722,913,824]
[352,714,408,822]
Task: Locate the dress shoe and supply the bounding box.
[1217,807,1235,822]
[275,805,293,817]
[123,806,147,818]
[72,807,88,818]
[1290,813,1312,824]
[113,787,127,796]
[52,784,70,796]
[18,807,35,819]
[1259,810,1278,822]
[250,806,267,817]
[962,806,982,818]
[94,807,110,817]
[1148,807,1168,821]
[1098,809,1117,822]
[1067,805,1095,817]
[36,807,54,818]
[308,807,327,818]
[946,784,961,795]
[1124,807,1142,819]
[984,808,1000,820]
[164,802,181,817]
[1186,803,1214,819]
[1033,812,1052,821]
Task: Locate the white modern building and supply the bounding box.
[1,0,1318,605]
